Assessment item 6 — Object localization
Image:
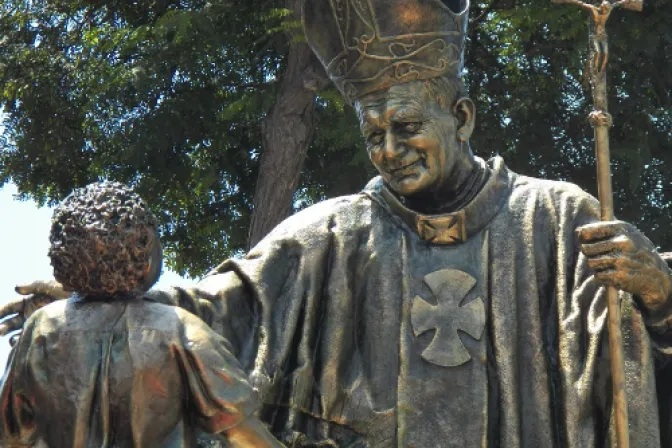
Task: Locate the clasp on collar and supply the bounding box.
[416,210,467,245]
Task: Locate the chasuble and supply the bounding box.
[149,157,669,447]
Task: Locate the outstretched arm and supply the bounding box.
[0,281,70,336]
[0,279,233,338]
[613,0,643,11]
[551,0,597,12]
[1,271,250,347]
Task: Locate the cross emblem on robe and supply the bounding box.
[411,269,486,367]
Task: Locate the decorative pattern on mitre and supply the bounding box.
[302,0,469,103]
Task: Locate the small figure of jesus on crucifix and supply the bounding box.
[552,0,642,74]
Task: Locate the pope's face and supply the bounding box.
[357,82,461,197]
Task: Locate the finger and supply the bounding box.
[0,316,24,337]
[581,236,634,257]
[587,256,638,272]
[15,281,69,299]
[593,270,626,289]
[0,299,25,318]
[593,268,640,290]
[577,221,628,244]
[15,281,45,296]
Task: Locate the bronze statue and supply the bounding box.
[2,0,672,446]
[550,1,645,446]
[552,0,642,74]
[0,183,282,448]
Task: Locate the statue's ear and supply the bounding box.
[453,97,476,142]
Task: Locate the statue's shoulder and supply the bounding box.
[269,191,375,238]
[20,298,92,337]
[509,171,598,209]
[27,298,185,334]
[25,298,70,327]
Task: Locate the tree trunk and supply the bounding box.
[247,0,328,249]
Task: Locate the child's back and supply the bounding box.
[0,182,281,448]
[3,297,257,447]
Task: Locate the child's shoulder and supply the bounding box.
[27,298,71,323]
[24,297,209,338]
[20,298,80,337]
[126,299,208,330]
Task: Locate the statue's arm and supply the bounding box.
[0,275,244,341]
[145,270,257,359]
[613,0,643,11]
[144,284,222,326]
[576,217,672,361]
[0,314,40,447]
[644,253,672,332]
[176,310,284,447]
[577,220,672,329]
[566,188,672,354]
[640,291,672,342]
[552,0,595,12]
[0,282,70,336]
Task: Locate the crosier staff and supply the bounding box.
[551,1,643,447]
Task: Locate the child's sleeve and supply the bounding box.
[0,315,40,447]
[175,311,261,435]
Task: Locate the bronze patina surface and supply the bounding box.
[0,183,282,448]
[550,2,646,445]
[2,1,672,447]
[411,269,485,368]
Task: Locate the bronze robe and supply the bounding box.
[0,297,259,447]
[123,158,672,446]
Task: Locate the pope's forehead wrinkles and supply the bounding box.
[390,104,425,121]
[359,96,386,114]
[358,84,432,128]
[360,97,425,123]
[387,90,424,109]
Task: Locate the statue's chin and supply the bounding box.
[387,171,432,198]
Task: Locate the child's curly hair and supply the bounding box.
[48,182,161,297]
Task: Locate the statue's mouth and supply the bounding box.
[389,158,422,174]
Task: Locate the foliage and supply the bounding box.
[468,0,672,248]
[0,0,288,275]
[0,0,670,278]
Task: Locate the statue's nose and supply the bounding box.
[383,130,404,160]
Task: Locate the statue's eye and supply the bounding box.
[403,122,422,133]
[368,132,385,145]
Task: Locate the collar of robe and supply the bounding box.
[365,156,513,245]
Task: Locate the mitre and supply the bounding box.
[302,0,469,103]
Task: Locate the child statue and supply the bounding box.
[0,182,282,448]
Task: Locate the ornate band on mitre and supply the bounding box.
[302,0,469,104]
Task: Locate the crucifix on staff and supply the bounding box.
[554,0,642,74]
[552,0,644,447]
